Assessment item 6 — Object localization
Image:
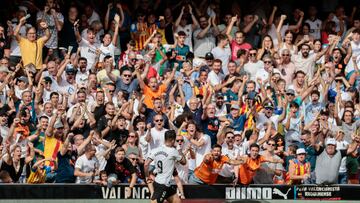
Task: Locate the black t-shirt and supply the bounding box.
[105,156,136,183]
[1,158,25,183]
[72,123,91,138]
[59,18,78,53]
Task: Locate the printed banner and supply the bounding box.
[0,184,358,200]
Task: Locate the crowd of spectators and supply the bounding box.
[0,0,360,198]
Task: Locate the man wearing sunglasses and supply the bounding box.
[278,49,295,87]
[244,48,264,81]
[254,138,285,184]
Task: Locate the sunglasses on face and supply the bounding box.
[155,119,163,122]
[264,61,272,64]
[123,74,132,78]
[268,143,276,146]
[227,136,234,139]
[249,53,257,56]
[176,139,184,143]
[130,158,139,161]
[282,54,290,56]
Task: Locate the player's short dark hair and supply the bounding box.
[212,144,222,150]
[165,130,176,141]
[249,143,260,150]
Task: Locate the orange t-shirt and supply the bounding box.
[194,155,229,184]
[143,84,166,109]
[239,155,266,185]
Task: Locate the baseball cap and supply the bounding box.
[65,65,76,74]
[326,138,336,146]
[296,148,306,155]
[263,101,274,109]
[205,52,214,60]
[286,89,295,95]
[54,121,64,129]
[0,65,10,73]
[231,104,240,110]
[18,76,28,83]
[234,131,242,135]
[216,92,224,98]
[44,76,52,83]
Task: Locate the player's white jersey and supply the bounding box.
[149,145,183,186]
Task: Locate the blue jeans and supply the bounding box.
[188,173,205,185]
[338,172,348,184]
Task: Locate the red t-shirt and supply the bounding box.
[231,40,252,61]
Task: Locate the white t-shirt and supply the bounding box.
[345,41,360,73]
[219,144,239,177]
[10,23,32,57]
[193,28,216,57]
[244,60,265,81]
[195,134,211,167]
[267,24,288,48]
[74,154,99,184]
[148,145,182,186]
[95,143,108,171]
[211,46,231,75]
[256,113,280,131]
[149,128,167,150]
[336,140,349,173]
[291,53,317,79]
[305,19,322,40]
[139,132,149,159]
[208,70,224,87]
[79,38,101,71]
[99,43,116,63]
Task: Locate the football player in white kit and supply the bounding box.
[145,130,186,203]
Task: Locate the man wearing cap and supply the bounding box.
[15,75,32,99]
[55,56,76,95]
[204,52,214,68]
[224,104,246,132]
[214,93,229,117]
[314,137,358,184]
[256,100,281,131]
[285,148,311,184]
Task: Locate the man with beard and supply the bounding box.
[193,16,219,58]
[189,144,245,185]
[97,102,116,139]
[75,57,88,85]
[291,43,328,79]
[106,147,137,194]
[217,131,241,183]
[214,93,229,117]
[236,143,284,185]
